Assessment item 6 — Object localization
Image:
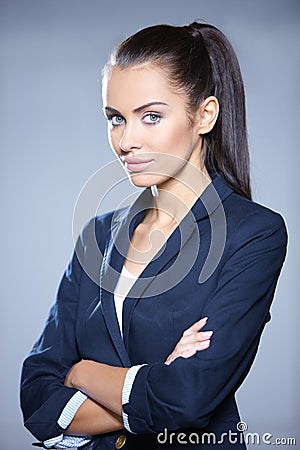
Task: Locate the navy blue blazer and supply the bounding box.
[20,173,287,449]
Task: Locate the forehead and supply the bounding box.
[102,64,186,109]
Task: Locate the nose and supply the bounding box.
[119,123,142,152]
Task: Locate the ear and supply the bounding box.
[196,96,219,134]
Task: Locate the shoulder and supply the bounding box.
[225,192,286,232]
[208,173,287,244]
[78,207,128,248]
[222,192,288,253]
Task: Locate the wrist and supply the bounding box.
[64,360,90,390]
[72,360,94,391]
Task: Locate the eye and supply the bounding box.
[143,113,161,124]
[107,115,125,127]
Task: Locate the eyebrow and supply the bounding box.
[104,101,168,115]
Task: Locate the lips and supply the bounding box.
[121,156,154,173]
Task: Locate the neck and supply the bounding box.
[146,161,211,227]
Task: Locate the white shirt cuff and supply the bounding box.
[43,391,91,448]
[121,364,147,433]
[43,435,91,449]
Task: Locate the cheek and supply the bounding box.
[151,121,194,156]
[107,129,120,154]
[172,122,195,150]
[148,123,196,178]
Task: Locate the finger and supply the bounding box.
[178,340,210,355]
[180,330,213,346]
[183,317,208,336]
[199,330,213,340]
[166,340,211,364]
[196,340,210,350]
[165,347,197,365]
[181,348,198,358]
[188,330,213,345]
[174,339,211,355]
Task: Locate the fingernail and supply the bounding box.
[202,331,213,338]
[199,317,208,323]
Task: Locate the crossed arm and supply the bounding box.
[64,317,212,436]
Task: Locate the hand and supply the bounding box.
[165,317,213,365]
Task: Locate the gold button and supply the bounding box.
[115,434,126,449]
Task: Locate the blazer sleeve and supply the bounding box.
[20,233,85,442]
[122,210,288,434]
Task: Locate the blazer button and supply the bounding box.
[115,434,127,449]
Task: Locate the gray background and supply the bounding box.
[1,0,299,448]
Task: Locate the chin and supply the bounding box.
[128,173,165,188]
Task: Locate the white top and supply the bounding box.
[114,265,139,336]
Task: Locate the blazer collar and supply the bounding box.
[113,171,233,226]
[190,172,233,221]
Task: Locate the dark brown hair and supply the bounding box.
[105,22,251,200]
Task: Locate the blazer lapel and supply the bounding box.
[99,189,151,366]
[121,208,199,349]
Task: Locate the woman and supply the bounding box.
[20,22,287,449]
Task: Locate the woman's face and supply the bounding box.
[102,64,203,188]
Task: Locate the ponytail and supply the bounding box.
[186,23,251,200]
[108,21,252,200]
